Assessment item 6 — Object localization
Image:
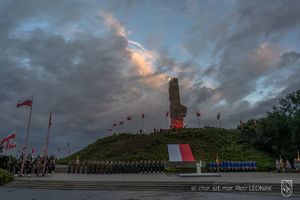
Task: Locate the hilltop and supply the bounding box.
[61,128,274,171]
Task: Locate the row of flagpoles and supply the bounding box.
[0,96,52,175]
[106,111,225,133]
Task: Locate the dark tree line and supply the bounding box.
[239,90,300,160]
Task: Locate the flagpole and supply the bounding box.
[142,118,144,131]
[67,143,71,155]
[165,112,168,129]
[197,116,201,128]
[43,112,51,175]
[220,119,222,128]
[20,95,33,176]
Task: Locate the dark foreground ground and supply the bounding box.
[0,188,300,200]
[1,172,300,199]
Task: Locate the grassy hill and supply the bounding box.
[61,128,274,171]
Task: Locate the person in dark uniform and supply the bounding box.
[67,160,72,174]
[36,156,43,177]
[81,160,86,174]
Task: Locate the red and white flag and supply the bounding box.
[0,131,17,145]
[32,146,35,154]
[16,99,32,108]
[167,144,195,162]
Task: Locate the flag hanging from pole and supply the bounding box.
[112,123,117,127]
[48,112,52,129]
[16,99,32,108]
[166,111,169,117]
[32,146,35,154]
[119,121,124,125]
[126,116,132,120]
[0,131,17,145]
[142,113,145,119]
[196,111,201,117]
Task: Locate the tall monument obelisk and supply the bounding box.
[168,78,187,129]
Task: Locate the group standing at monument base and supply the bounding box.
[67,160,166,174]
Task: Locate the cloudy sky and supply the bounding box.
[1,0,300,157]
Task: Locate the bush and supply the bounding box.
[0,168,13,185]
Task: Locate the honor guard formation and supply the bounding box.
[208,160,257,172]
[276,158,300,173]
[67,159,165,174]
[2,154,56,177]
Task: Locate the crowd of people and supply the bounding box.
[207,160,257,172]
[5,154,56,176]
[67,159,166,174]
[276,159,300,173]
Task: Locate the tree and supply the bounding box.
[240,90,300,160]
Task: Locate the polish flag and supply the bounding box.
[0,131,17,145]
[167,144,195,162]
[16,99,32,107]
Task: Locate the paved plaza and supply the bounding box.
[12,172,300,184]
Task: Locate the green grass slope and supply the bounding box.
[61,128,274,171]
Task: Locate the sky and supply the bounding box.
[0,0,300,157]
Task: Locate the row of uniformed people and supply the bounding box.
[67,160,165,174]
[6,155,56,176]
[208,161,257,172]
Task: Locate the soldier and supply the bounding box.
[120,161,125,174]
[95,161,99,174]
[279,158,285,173]
[102,161,106,174]
[67,160,72,174]
[132,161,137,173]
[296,159,300,173]
[286,160,291,172]
[92,160,97,174]
[159,161,165,173]
[207,162,212,172]
[35,156,43,177]
[152,160,157,173]
[25,155,32,176]
[81,160,86,174]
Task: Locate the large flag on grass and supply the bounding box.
[167,144,195,162]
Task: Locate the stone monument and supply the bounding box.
[168,78,187,129]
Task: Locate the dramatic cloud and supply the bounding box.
[0,0,299,157]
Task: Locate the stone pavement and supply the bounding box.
[12,172,300,184]
[3,172,300,196]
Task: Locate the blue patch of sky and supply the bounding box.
[112,1,194,63]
